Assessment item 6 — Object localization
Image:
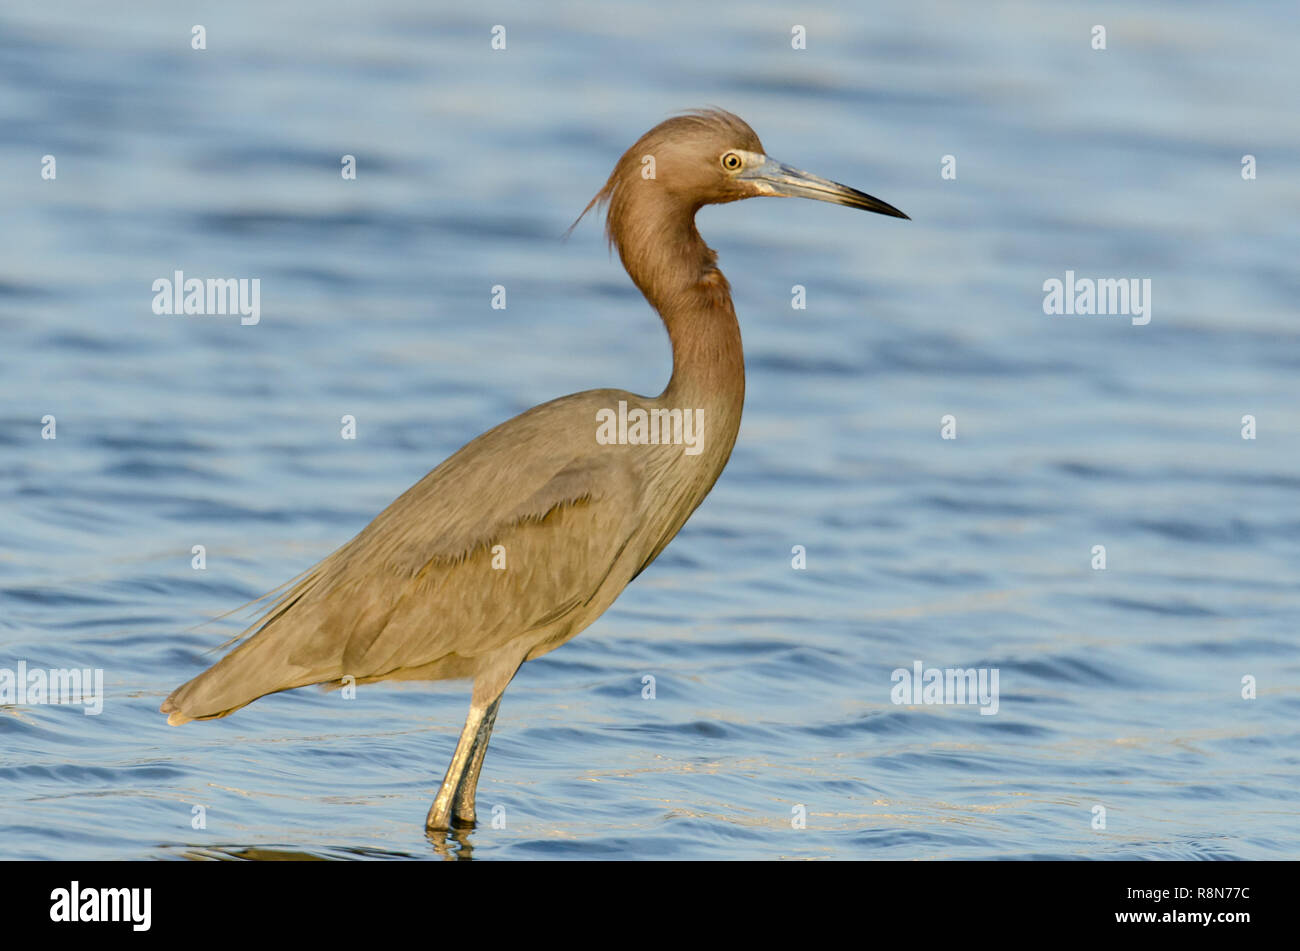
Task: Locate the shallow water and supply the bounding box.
[1,0,1298,859]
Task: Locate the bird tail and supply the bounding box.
[160,639,340,724]
[161,620,337,724]
[161,561,343,724]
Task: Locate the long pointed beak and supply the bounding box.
[739,155,909,219]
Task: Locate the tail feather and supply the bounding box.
[162,565,337,724]
[161,616,339,724]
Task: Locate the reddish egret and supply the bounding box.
[162,109,907,832]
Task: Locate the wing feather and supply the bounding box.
[162,391,645,721]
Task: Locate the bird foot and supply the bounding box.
[425,809,477,832]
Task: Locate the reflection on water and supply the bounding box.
[1,0,1298,859]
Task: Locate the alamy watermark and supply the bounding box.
[50,881,150,931]
[596,400,704,455]
[152,270,260,325]
[0,662,104,714]
[1042,270,1151,325]
[891,660,999,715]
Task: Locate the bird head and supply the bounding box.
[574,108,908,242]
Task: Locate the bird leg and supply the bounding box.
[427,653,522,832]
[452,696,501,825]
[426,701,491,831]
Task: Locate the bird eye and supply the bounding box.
[721,151,743,171]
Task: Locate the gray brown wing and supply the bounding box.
[163,391,644,721]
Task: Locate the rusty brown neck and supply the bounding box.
[613,201,745,433]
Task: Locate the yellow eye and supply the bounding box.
[721,151,743,171]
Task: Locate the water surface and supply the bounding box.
[1,0,1298,859]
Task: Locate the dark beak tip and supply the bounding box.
[869,204,909,221]
[874,199,910,220]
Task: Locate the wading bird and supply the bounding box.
[162,109,907,832]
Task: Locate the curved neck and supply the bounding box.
[607,192,747,551]
[613,202,745,417]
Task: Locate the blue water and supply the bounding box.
[2,0,1298,859]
